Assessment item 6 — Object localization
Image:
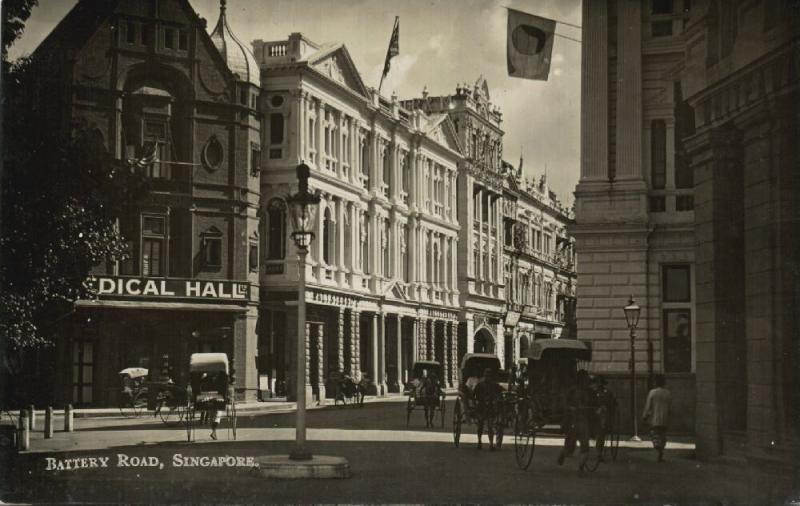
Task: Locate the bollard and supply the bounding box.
[28,404,36,430]
[18,412,30,451]
[44,407,53,439]
[64,404,74,432]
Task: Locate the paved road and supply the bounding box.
[4,398,797,504]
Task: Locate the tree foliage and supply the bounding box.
[1,57,149,350]
[1,0,38,61]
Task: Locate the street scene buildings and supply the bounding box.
[1,0,797,503]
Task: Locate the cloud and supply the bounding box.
[428,34,445,57]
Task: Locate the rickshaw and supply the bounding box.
[152,381,188,425]
[118,367,149,417]
[452,353,514,448]
[512,339,619,471]
[328,371,364,407]
[404,360,446,427]
[185,353,237,441]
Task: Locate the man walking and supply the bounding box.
[558,369,593,471]
[642,374,672,462]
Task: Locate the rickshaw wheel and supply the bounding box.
[452,397,463,447]
[610,410,620,460]
[440,396,446,429]
[131,390,146,417]
[229,401,237,440]
[514,409,535,470]
[406,396,414,426]
[185,408,194,442]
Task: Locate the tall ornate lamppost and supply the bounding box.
[286,163,320,461]
[624,296,642,442]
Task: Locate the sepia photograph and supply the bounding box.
[0,0,797,503]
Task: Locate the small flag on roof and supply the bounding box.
[379,16,399,93]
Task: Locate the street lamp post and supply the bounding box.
[286,163,320,461]
[624,296,642,442]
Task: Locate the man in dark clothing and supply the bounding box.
[474,368,504,451]
[558,369,594,471]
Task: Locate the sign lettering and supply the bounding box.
[89,276,250,301]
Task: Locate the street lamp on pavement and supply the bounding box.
[623,296,642,442]
[286,163,320,461]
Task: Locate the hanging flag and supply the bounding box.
[507,8,556,81]
[378,17,399,92]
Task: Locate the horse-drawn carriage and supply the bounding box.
[185,353,237,441]
[452,353,514,447]
[404,361,446,427]
[512,339,619,471]
[328,371,366,407]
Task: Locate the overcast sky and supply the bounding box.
[9,0,581,204]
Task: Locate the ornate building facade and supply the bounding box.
[401,78,508,368]
[502,161,577,367]
[574,0,798,468]
[23,0,262,405]
[254,34,462,401]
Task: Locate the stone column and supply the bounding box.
[370,313,379,393]
[395,315,403,389]
[316,324,326,405]
[580,0,608,180]
[337,198,346,275]
[411,318,419,362]
[377,312,386,395]
[616,0,643,180]
[449,321,458,387]
[316,100,324,167]
[337,307,345,373]
[351,309,361,376]
[443,320,450,388]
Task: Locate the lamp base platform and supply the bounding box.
[629,435,643,442]
[256,455,350,479]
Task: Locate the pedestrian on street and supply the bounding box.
[558,369,593,471]
[642,374,672,462]
[473,368,503,451]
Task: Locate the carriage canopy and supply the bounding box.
[189,353,229,374]
[411,361,442,380]
[460,353,502,379]
[119,367,149,379]
[523,339,591,362]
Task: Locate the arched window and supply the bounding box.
[322,206,334,265]
[267,199,286,260]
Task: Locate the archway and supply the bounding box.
[473,327,495,354]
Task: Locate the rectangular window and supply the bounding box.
[652,0,673,14]
[164,27,175,49]
[249,242,259,272]
[270,114,284,144]
[126,21,137,44]
[250,143,261,176]
[650,196,666,213]
[203,237,222,267]
[676,194,694,211]
[651,119,666,189]
[651,21,673,37]
[663,265,691,302]
[141,215,165,276]
[663,309,692,372]
[178,30,188,50]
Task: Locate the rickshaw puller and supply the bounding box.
[558,369,593,470]
[474,368,503,451]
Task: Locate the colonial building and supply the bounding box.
[574,0,798,468]
[253,34,462,401]
[501,160,577,367]
[24,0,262,406]
[401,78,508,367]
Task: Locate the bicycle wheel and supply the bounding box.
[514,409,535,470]
[452,397,462,447]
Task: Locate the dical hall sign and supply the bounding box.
[88,276,250,301]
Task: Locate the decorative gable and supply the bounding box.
[425,116,463,155]
[308,45,368,97]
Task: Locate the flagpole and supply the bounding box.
[377,16,399,96]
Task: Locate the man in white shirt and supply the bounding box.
[642,374,672,462]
